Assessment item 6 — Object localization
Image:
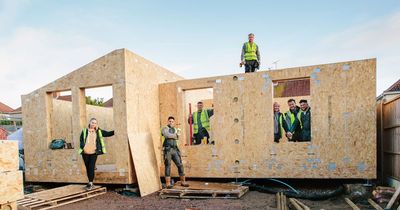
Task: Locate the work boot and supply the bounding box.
[85,182,93,190]
[180,176,189,187]
[165,177,173,189]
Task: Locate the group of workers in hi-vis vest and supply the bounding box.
[273,99,311,143]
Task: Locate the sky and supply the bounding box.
[1,0,400,109]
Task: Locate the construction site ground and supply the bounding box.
[55,190,371,210]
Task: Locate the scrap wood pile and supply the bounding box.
[372,186,397,204]
[372,186,400,209]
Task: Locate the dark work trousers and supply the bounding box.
[245,60,259,73]
[193,128,210,145]
[164,147,185,177]
[82,153,98,182]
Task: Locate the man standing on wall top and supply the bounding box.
[240,33,261,73]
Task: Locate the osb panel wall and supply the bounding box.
[124,50,184,172]
[159,59,376,179]
[22,49,133,184]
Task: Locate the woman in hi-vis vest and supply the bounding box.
[78,118,114,190]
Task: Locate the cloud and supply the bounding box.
[0,0,28,30]
[0,27,110,108]
[273,12,400,95]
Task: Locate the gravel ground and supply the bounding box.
[54,190,374,210]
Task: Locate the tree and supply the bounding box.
[85,96,104,107]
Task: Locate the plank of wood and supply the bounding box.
[386,186,400,209]
[18,187,106,210]
[344,198,361,210]
[368,198,383,210]
[289,198,303,210]
[276,193,281,210]
[128,133,161,197]
[173,181,242,191]
[293,198,311,210]
[25,185,101,200]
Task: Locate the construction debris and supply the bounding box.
[276,192,288,210]
[159,181,248,199]
[344,197,361,210]
[372,186,396,203]
[17,185,106,210]
[367,198,383,210]
[386,186,400,210]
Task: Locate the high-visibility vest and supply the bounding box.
[78,128,106,154]
[285,111,296,126]
[193,110,210,134]
[244,42,258,61]
[278,113,285,136]
[161,126,178,146]
[297,111,303,129]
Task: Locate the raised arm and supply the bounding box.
[101,130,115,137]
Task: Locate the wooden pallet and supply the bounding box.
[17,185,106,210]
[159,181,249,199]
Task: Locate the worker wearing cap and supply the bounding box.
[240,33,261,73]
[161,116,189,188]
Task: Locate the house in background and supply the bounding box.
[0,101,22,136]
[377,79,400,188]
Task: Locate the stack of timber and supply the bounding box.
[372,186,397,203]
[0,140,23,210]
[159,181,248,199]
[17,185,106,210]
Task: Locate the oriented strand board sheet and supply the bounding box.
[128,133,161,196]
[0,140,18,172]
[22,49,182,184]
[0,171,23,203]
[159,58,376,179]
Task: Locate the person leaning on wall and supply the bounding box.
[188,101,214,145]
[284,99,301,142]
[273,102,292,143]
[290,99,311,142]
[78,118,114,190]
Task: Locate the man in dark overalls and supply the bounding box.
[161,116,189,188]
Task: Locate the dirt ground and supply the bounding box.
[55,190,371,210]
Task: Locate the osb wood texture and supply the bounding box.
[159,59,376,179]
[22,49,183,184]
[0,140,18,172]
[0,171,23,203]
